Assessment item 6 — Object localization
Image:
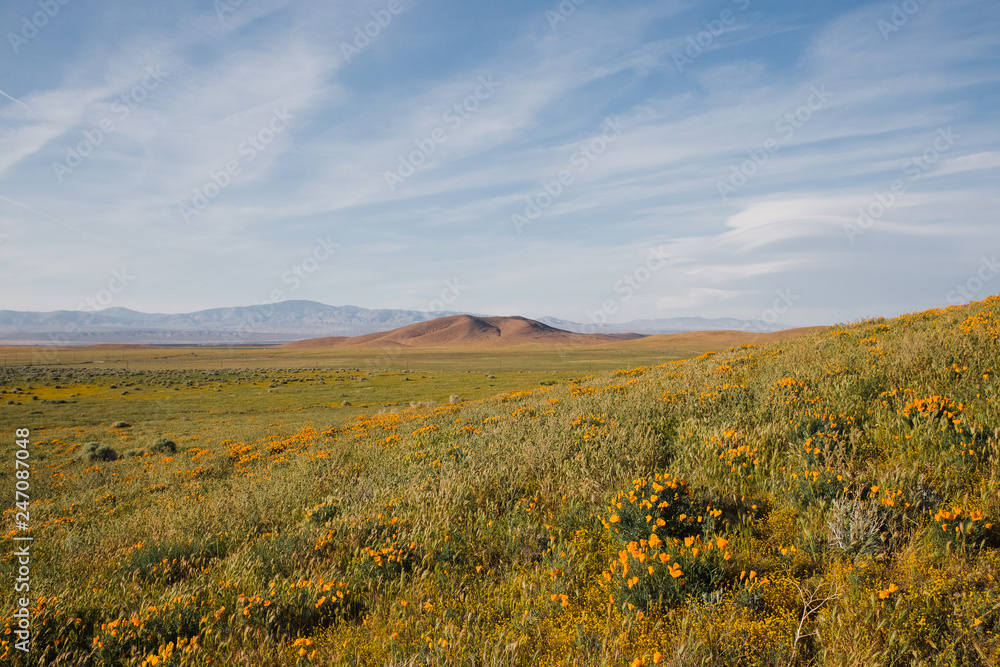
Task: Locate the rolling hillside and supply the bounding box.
[3,297,999,665]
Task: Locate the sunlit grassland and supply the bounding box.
[1,303,999,666]
[0,337,753,445]
[0,338,736,373]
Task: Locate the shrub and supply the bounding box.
[150,437,177,454]
[260,577,361,639]
[600,473,730,609]
[305,497,342,525]
[124,535,229,583]
[604,533,733,609]
[600,472,719,544]
[79,442,119,462]
[314,513,420,581]
[929,504,996,551]
[827,498,887,560]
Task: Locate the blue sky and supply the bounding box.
[1,0,998,327]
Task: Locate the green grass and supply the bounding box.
[2,301,999,666]
[0,339,727,373]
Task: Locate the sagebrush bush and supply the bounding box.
[78,441,119,462]
[827,498,888,561]
[150,437,177,454]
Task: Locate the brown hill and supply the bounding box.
[279,315,644,349]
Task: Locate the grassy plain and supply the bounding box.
[0,338,739,441]
[1,308,999,666]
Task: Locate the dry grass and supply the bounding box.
[1,299,999,665]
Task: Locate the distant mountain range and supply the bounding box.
[537,315,781,336]
[0,300,785,345]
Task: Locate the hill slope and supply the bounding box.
[279,314,645,348]
[7,297,1000,665]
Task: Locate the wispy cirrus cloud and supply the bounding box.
[0,0,998,324]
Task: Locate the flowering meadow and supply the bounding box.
[2,296,1000,665]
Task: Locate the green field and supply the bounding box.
[0,340,736,442]
[2,303,999,666]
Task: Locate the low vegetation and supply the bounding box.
[2,297,999,665]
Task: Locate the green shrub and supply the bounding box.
[600,472,717,544]
[123,535,229,583]
[150,437,178,454]
[78,442,119,462]
[600,472,731,609]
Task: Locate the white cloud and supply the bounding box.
[1,0,998,323]
[0,86,116,177]
[933,152,1000,177]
